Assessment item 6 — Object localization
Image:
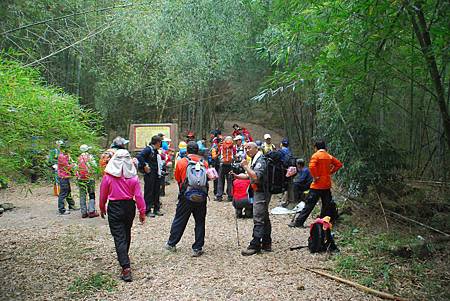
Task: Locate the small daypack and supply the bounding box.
[308,218,338,253]
[183,158,208,202]
[77,154,93,180]
[265,150,286,194]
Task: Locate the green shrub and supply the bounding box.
[0,57,102,182]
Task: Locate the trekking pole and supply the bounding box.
[234,213,240,247]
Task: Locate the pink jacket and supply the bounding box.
[99,174,146,216]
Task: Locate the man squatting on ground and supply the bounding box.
[100,149,146,282]
[232,142,272,256]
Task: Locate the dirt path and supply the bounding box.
[0,181,380,301]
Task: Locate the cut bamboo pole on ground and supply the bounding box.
[301,266,409,301]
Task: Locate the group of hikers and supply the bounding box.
[49,123,342,282]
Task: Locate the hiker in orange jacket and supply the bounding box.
[289,139,342,227]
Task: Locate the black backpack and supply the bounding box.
[308,220,338,253]
[265,151,286,194]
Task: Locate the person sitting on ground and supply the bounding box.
[77,144,99,218]
[57,143,78,215]
[231,178,253,218]
[262,134,276,155]
[166,141,210,257]
[289,140,342,228]
[292,159,313,202]
[100,149,146,282]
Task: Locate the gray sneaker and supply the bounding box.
[192,249,204,257]
[165,243,176,252]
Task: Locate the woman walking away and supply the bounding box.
[100,149,146,282]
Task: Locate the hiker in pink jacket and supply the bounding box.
[99,149,146,282]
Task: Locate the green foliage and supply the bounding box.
[68,272,117,295]
[0,57,102,182]
[333,225,450,300]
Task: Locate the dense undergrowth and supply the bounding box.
[332,185,450,301]
[0,58,102,185]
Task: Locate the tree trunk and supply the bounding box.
[409,3,450,149]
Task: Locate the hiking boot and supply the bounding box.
[89,211,99,218]
[59,210,70,215]
[214,197,223,202]
[192,249,204,257]
[262,244,273,253]
[154,211,164,216]
[165,243,176,253]
[121,267,132,282]
[241,247,260,256]
[81,213,89,218]
[288,221,304,228]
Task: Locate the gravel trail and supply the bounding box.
[0,182,380,300]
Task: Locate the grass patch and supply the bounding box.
[69,272,117,295]
[332,222,450,300]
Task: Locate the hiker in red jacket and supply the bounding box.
[214,136,236,202]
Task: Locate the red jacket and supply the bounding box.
[309,149,342,190]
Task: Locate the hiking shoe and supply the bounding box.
[241,247,260,256]
[81,213,89,218]
[192,249,204,257]
[262,244,273,253]
[59,210,70,215]
[288,221,304,228]
[165,243,176,253]
[147,212,156,218]
[89,212,99,218]
[154,211,164,216]
[214,197,223,202]
[121,268,132,282]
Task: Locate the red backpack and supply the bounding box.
[77,154,92,180]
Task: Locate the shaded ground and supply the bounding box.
[0,180,381,301]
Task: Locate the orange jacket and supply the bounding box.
[309,149,342,190]
[174,154,209,188]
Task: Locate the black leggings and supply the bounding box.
[107,200,136,269]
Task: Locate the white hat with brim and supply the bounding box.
[233,135,243,141]
[264,134,271,140]
[80,144,92,152]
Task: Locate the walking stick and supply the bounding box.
[234,212,240,247]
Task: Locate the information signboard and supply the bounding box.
[129,123,178,151]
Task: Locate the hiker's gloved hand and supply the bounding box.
[100,211,106,219]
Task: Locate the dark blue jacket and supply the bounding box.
[137,145,158,174]
[294,167,313,186]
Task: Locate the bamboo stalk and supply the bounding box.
[301,267,409,301]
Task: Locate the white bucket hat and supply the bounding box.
[79,144,92,152]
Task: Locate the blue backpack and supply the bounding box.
[183,158,208,202]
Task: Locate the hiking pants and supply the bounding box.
[294,188,332,226]
[216,163,232,199]
[78,179,96,215]
[167,195,207,251]
[293,182,310,202]
[107,200,136,269]
[58,178,75,213]
[250,191,272,249]
[212,160,220,195]
[144,172,161,213]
